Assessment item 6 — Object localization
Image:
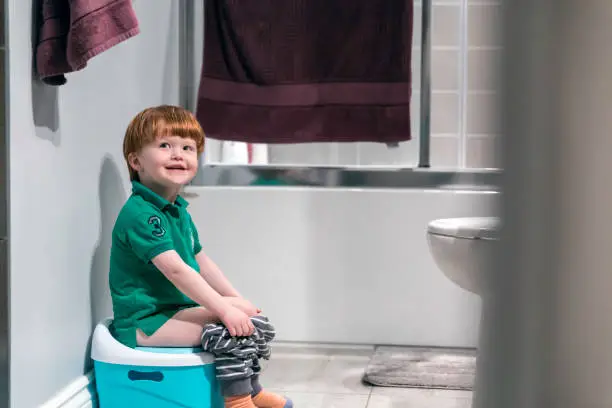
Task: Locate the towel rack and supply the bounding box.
[418,0,432,168]
[178,0,432,168]
[179,0,196,113]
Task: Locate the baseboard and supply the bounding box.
[40,371,97,408]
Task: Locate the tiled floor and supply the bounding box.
[261,343,473,408]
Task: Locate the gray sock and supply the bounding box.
[250,375,263,396]
[221,378,253,397]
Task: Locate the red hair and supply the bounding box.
[123,105,205,181]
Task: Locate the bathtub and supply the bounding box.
[184,167,500,348]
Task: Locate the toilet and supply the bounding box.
[426,217,500,296]
[426,216,501,407]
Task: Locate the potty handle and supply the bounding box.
[127,369,165,382]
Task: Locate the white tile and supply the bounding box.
[467,49,501,92]
[315,354,372,394]
[356,141,418,167]
[259,345,474,408]
[268,143,335,165]
[368,387,472,408]
[432,50,461,91]
[263,354,372,395]
[259,354,329,392]
[467,4,503,47]
[260,345,374,395]
[431,93,461,134]
[465,134,500,168]
[431,136,460,167]
[432,5,462,47]
[269,391,370,408]
[466,93,500,134]
[413,5,422,48]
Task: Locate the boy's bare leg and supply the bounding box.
[135,295,259,347]
[136,306,219,347]
[135,305,290,407]
[135,306,259,407]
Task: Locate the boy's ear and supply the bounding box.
[127,152,141,173]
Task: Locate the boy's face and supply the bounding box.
[129,134,199,189]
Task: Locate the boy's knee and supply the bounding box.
[251,315,276,342]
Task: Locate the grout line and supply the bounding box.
[365,386,374,408]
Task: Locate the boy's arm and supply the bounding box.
[122,208,254,334]
[196,251,261,316]
[188,216,241,297]
[153,250,255,337]
[189,217,259,315]
[153,250,229,316]
[195,251,241,297]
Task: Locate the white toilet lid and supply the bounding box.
[427,217,500,240]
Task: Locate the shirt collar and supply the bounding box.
[131,181,189,212]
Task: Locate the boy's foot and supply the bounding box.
[252,390,293,408]
[225,394,257,408]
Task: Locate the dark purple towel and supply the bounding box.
[196,0,414,144]
[35,0,140,86]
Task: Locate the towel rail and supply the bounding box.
[418,0,432,168]
[179,0,432,169]
[179,0,196,112]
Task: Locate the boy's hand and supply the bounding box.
[227,297,261,317]
[219,305,255,337]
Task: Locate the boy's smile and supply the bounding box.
[129,134,199,200]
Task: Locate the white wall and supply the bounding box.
[7,1,179,406]
[186,187,497,347]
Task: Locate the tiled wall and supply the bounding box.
[465,0,501,168]
[267,0,502,169]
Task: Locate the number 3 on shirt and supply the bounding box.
[148,215,166,238]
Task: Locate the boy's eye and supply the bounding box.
[183,145,195,151]
[159,142,170,148]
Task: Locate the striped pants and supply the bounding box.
[201,315,276,396]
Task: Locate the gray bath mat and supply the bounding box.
[363,346,477,390]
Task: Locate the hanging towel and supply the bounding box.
[196,0,414,144]
[35,0,140,86]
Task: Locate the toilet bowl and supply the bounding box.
[426,217,500,296]
[426,217,501,408]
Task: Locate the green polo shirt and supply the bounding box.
[109,181,202,348]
